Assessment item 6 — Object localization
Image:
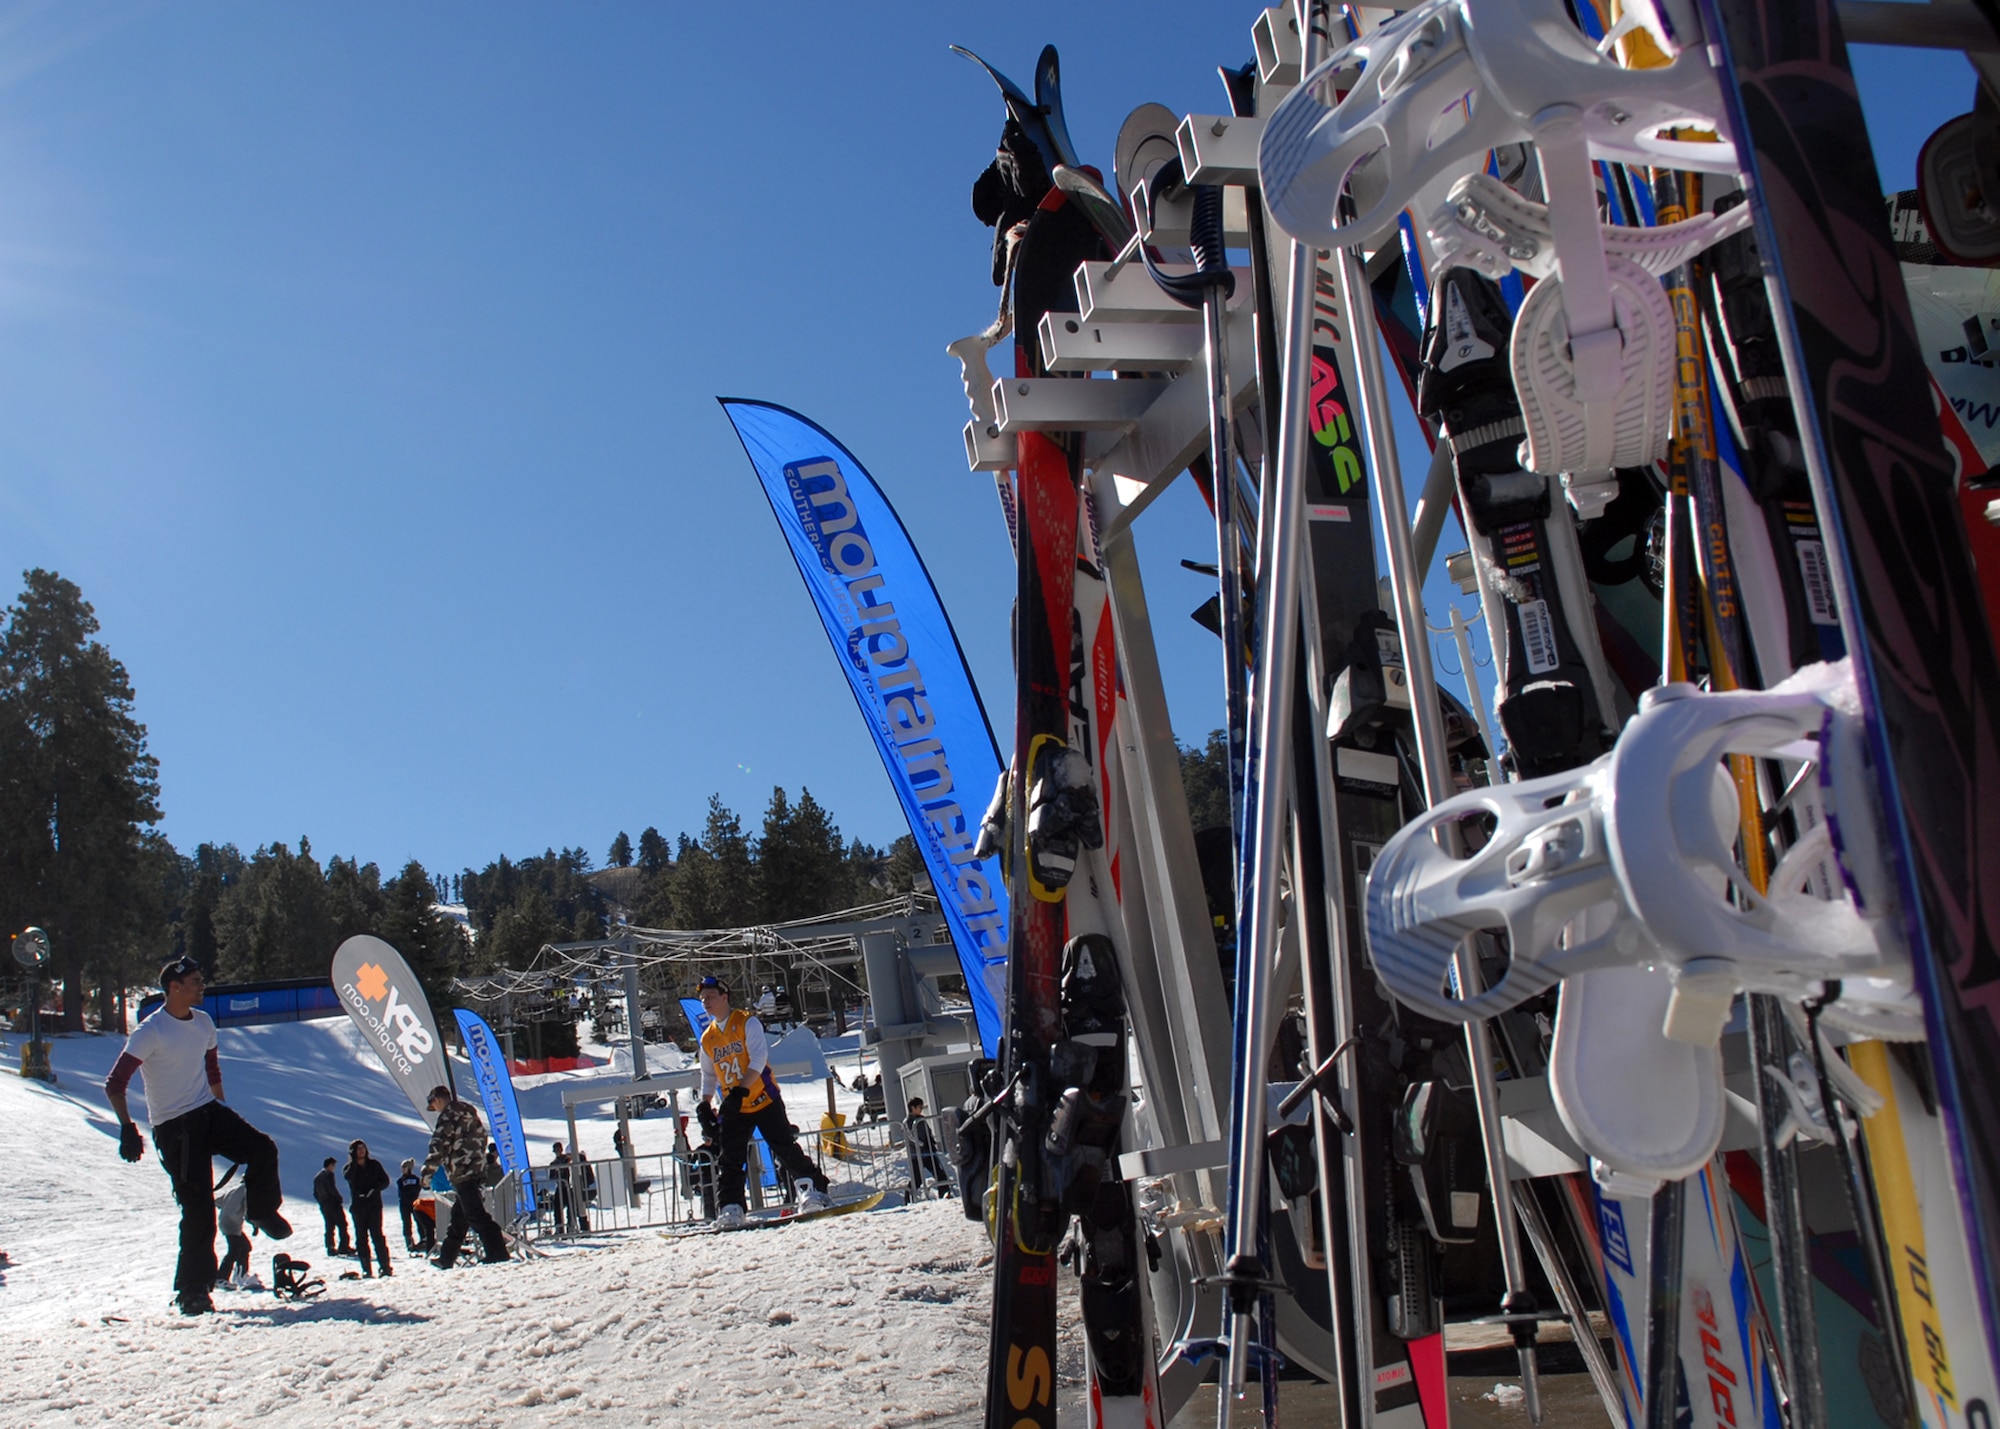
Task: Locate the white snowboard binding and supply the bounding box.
[1364,660,1917,1039]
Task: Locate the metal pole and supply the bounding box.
[1333,245,1543,1419]
[1217,184,1313,1429]
[1433,602,1499,777]
[623,935,648,1082]
[1643,1178,1687,1429]
[1205,275,1250,856]
[1515,1189,1626,1425]
[1749,997,1825,1429]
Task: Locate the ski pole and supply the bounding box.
[1139,165,1249,863]
[1642,1177,1686,1429]
[1248,9,1370,1424]
[1210,180,1316,1429]
[1332,242,1545,1422]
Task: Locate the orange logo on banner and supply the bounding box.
[356,963,389,1001]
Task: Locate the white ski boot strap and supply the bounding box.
[1510,253,1675,475]
[1427,171,1756,284]
[1364,662,1910,1032]
[1550,965,1725,1181]
[1258,0,1738,251]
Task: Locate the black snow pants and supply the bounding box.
[715,1093,828,1212]
[437,1176,507,1266]
[153,1101,281,1305]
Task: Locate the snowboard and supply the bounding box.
[1703,0,2000,1359]
[657,1189,887,1238]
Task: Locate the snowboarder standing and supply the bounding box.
[103,957,292,1316]
[313,1157,354,1256]
[343,1140,392,1278]
[695,975,829,1229]
[421,1084,508,1267]
[396,1158,431,1254]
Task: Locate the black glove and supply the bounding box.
[720,1087,746,1120]
[119,1122,145,1163]
[696,1101,719,1139]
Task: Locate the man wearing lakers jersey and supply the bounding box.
[696,975,831,1228]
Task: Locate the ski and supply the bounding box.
[957,44,1112,1429]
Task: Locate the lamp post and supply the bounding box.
[12,927,52,1081]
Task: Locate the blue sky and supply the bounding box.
[0,4,1973,879]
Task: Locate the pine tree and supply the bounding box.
[112,831,187,1030]
[608,831,633,869]
[701,797,757,928]
[882,834,931,895]
[1180,730,1232,832]
[460,850,605,947]
[636,827,669,875]
[759,787,857,921]
[667,833,720,929]
[214,839,333,983]
[844,836,884,903]
[325,856,386,946]
[0,571,163,1029]
[379,860,466,1015]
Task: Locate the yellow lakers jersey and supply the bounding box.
[700,1009,774,1113]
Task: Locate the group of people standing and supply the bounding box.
[276,1085,515,1274]
[103,957,930,1314]
[546,1141,596,1235]
[310,1143,425,1277]
[106,958,522,1312]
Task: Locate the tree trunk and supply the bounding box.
[59,950,84,1031]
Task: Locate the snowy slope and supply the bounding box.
[0,1020,1025,1428]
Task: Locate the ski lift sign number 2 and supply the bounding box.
[12,927,50,970]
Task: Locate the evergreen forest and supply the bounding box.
[0,568,1226,1033]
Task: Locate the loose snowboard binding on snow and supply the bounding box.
[271,1254,325,1302]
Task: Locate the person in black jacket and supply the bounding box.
[396,1158,431,1254]
[906,1097,950,1195]
[313,1156,354,1256]
[574,1148,596,1232]
[344,1140,393,1277]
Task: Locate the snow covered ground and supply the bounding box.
[0,1017,1604,1429]
[0,1017,1018,1428]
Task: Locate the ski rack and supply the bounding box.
[946,3,2000,1428]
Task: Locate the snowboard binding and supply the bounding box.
[271,1254,325,1302]
[1023,735,1103,899]
[1364,661,1917,1039]
[1257,0,1738,253]
[1427,170,1755,286]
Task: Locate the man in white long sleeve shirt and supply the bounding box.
[695,975,829,1227]
[105,958,291,1315]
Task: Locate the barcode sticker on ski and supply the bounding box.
[1795,539,1838,626]
[1517,598,1559,674]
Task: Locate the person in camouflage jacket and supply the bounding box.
[420,1085,508,1268]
